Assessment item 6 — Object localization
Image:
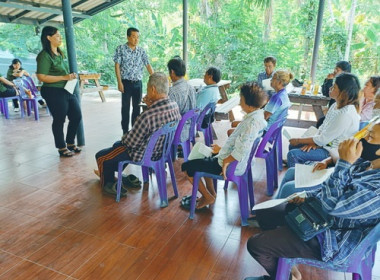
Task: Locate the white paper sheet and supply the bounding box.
[252,191,306,211]
[64,79,78,94]
[295,164,334,189]
[262,78,274,91]
[301,126,318,137]
[188,142,213,161]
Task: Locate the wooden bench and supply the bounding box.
[79,73,106,102]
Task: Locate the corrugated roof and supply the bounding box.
[0,0,126,26]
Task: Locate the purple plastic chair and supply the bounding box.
[23,76,49,115]
[255,119,285,196]
[276,222,380,280]
[171,108,199,162]
[195,102,216,146]
[13,78,39,121]
[115,121,179,207]
[275,108,289,171]
[0,95,23,119]
[188,137,262,226]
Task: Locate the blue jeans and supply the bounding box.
[287,144,330,168]
[276,167,323,198]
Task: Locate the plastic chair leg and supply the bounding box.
[266,155,275,196]
[182,141,191,162]
[247,169,255,213]
[32,100,39,121]
[142,166,149,184]
[3,101,9,119]
[189,173,201,220]
[155,163,169,208]
[167,159,178,198]
[116,163,124,203]
[236,178,249,226]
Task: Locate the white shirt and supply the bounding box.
[313,103,360,156]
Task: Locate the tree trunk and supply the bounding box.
[263,0,273,42]
[344,0,357,61]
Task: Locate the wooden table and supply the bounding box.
[79,73,106,102]
[187,79,233,121]
[286,91,330,128]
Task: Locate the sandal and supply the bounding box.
[67,144,82,153]
[103,182,127,197]
[122,174,142,189]
[58,148,74,157]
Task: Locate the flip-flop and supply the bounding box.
[181,195,199,203]
[103,183,127,197]
[122,174,142,189]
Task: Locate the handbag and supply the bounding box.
[285,197,333,241]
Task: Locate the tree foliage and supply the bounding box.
[0,0,378,92]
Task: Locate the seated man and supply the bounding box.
[167,56,196,142]
[196,66,221,110]
[245,121,380,280]
[95,72,181,196]
[0,73,19,112]
[257,56,276,90]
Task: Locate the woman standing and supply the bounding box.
[36,26,82,157]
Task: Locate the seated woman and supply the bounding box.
[360,75,380,123]
[287,73,361,168]
[227,70,292,136]
[245,121,380,280]
[182,82,267,209]
[7,58,46,107]
[0,74,19,111]
[196,66,221,110]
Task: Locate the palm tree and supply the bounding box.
[251,0,273,41]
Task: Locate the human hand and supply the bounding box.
[289,138,299,146]
[65,73,77,81]
[118,82,124,93]
[338,138,363,164]
[300,143,318,152]
[326,73,335,79]
[222,161,230,180]
[312,161,328,172]
[211,144,221,154]
[142,95,152,107]
[289,197,305,204]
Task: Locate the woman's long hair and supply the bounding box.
[40,26,64,57]
[335,73,360,111]
[9,58,22,69]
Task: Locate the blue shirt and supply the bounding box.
[113,44,150,81]
[196,84,219,109]
[264,88,291,129]
[308,159,380,264]
[257,71,273,87]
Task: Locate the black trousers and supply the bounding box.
[121,79,142,134]
[247,205,321,279]
[41,87,82,149]
[0,85,19,108]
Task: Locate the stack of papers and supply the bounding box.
[188,142,213,161]
[295,163,334,189]
[252,191,307,211]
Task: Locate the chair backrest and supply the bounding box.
[344,222,380,268]
[22,76,39,97]
[277,108,289,125]
[141,120,179,165]
[197,102,216,130]
[225,136,262,177]
[13,78,30,98]
[173,109,199,145]
[255,119,284,158]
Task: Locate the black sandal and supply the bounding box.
[67,145,82,153]
[58,148,74,157]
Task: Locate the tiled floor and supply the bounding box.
[0,91,377,279]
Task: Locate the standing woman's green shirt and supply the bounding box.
[36,50,70,88]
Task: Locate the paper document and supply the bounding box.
[301,126,318,138]
[64,79,78,94]
[283,129,292,140]
[295,163,334,189]
[188,142,213,161]
[215,96,240,114]
[262,78,274,91]
[252,191,307,211]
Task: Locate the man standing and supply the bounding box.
[113,27,154,133]
[167,57,196,142]
[95,72,180,195]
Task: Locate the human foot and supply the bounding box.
[196,196,215,209]
[291,266,302,280]
[94,169,100,177]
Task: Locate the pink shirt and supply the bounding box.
[360,98,375,122]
